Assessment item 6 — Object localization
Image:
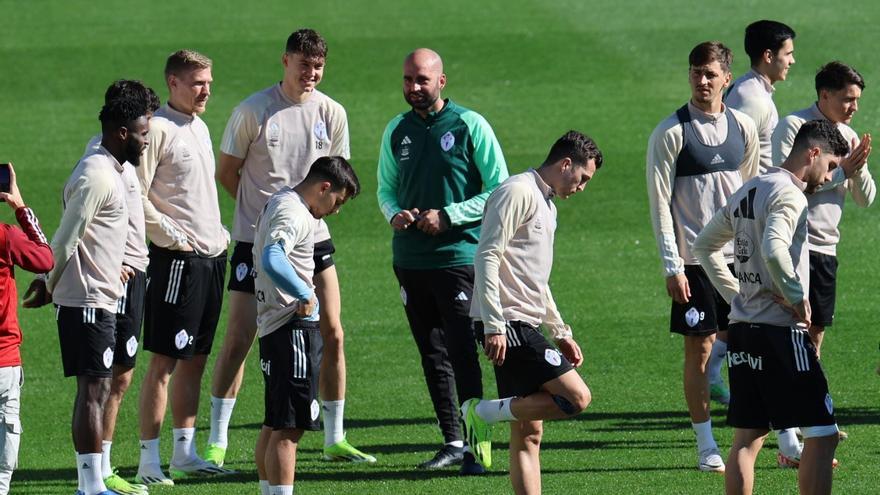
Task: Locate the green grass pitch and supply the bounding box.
[1,0,878,493]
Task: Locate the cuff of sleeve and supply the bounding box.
[548,324,573,340]
[482,320,506,335]
[663,265,685,277]
[440,206,455,226]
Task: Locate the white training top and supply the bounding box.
[725,69,778,173]
[86,135,148,272]
[221,85,349,243]
[471,170,571,339]
[694,167,810,327]
[137,104,229,257]
[48,146,128,312]
[770,103,876,255]
[253,187,318,338]
[647,101,760,276]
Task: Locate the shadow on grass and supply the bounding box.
[229,416,438,431]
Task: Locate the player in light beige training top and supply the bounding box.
[25,87,150,495]
[694,119,849,495]
[463,130,601,495]
[646,41,759,473]
[134,50,232,486]
[209,28,372,477]
[768,60,873,467]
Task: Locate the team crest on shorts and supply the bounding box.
[174,329,190,350]
[440,131,455,151]
[544,349,562,367]
[126,336,138,357]
[103,347,114,369]
[314,120,328,141]
[685,307,703,328]
[310,399,320,421]
[825,393,834,415]
[236,262,249,282]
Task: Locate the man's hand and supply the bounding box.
[484,333,507,366]
[391,209,420,231]
[295,296,317,317]
[415,209,449,236]
[120,265,135,283]
[666,273,691,304]
[556,337,584,367]
[0,162,25,210]
[22,278,51,308]
[773,294,811,328]
[840,134,872,178]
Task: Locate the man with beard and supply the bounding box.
[24,88,150,495]
[377,48,509,474]
[81,80,159,495]
[646,41,759,473]
[134,50,232,485]
[694,119,849,495]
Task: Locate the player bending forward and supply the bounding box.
[253,156,360,495]
[463,131,602,495]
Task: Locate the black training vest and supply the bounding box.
[675,104,745,177]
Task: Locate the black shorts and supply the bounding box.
[259,320,323,431]
[57,306,117,378]
[114,268,146,368]
[227,239,336,294]
[144,244,227,359]
[670,264,731,336]
[726,322,836,431]
[475,321,574,398]
[808,251,837,328]
[227,241,257,293]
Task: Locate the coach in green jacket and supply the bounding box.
[377,48,509,474]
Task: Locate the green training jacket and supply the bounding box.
[377,99,509,269]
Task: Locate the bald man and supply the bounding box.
[377,48,509,474]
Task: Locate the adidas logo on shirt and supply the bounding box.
[710,153,725,165]
[401,136,412,145]
[454,291,469,302]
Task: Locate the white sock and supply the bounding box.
[209,396,236,448]
[777,428,802,458]
[270,485,294,495]
[138,438,161,470]
[260,479,271,495]
[101,441,112,479]
[172,427,198,466]
[693,420,718,452]
[708,340,728,384]
[75,451,83,490]
[475,398,516,423]
[445,440,464,449]
[322,400,345,447]
[76,453,107,495]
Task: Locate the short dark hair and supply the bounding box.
[815,61,865,96]
[689,41,733,72]
[744,20,796,66]
[790,119,850,158]
[104,79,161,113]
[285,28,327,59]
[99,91,149,132]
[304,156,360,198]
[164,49,212,79]
[542,130,603,169]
